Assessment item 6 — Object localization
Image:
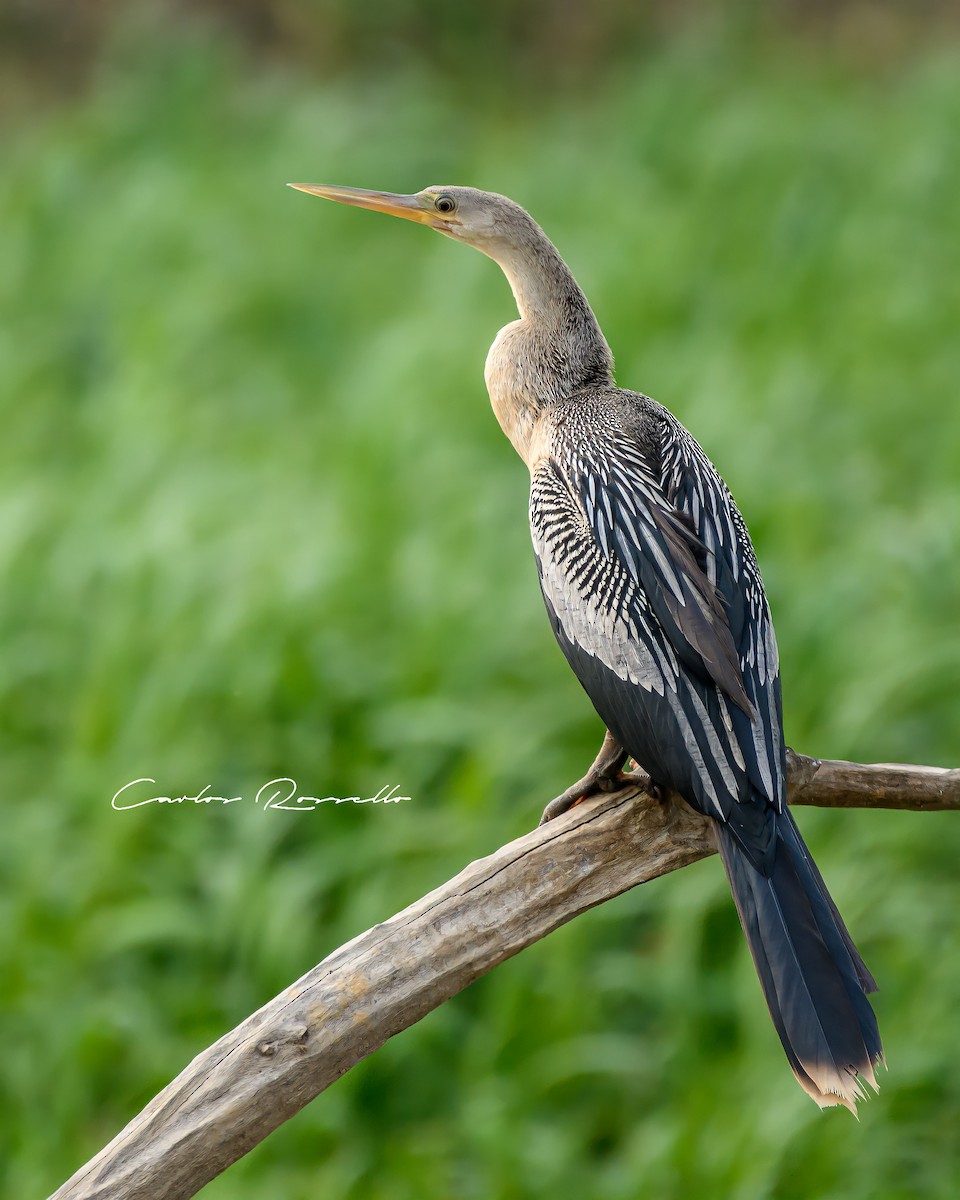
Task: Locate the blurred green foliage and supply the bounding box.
[2,8,959,1199]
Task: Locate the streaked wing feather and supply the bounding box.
[571,436,753,715]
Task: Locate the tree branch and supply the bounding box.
[786,750,960,810]
[50,754,958,1200]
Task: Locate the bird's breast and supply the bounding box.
[484,321,554,470]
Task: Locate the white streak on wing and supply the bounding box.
[595,514,610,557]
[690,486,702,528]
[719,699,747,771]
[750,689,779,804]
[617,487,637,516]
[683,684,741,801]
[663,686,724,816]
[754,622,767,681]
[723,507,738,562]
[702,520,719,587]
[600,487,614,530]
[764,612,780,677]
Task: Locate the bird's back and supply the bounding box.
[530,384,784,870]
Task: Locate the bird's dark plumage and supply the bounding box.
[531,385,881,1108]
[293,181,883,1109]
[533,390,782,859]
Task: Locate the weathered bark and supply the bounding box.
[786,750,960,810]
[50,754,959,1200]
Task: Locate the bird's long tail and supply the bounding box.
[715,810,883,1111]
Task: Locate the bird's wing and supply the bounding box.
[532,401,784,829]
[578,435,753,715]
[560,418,758,709]
[657,422,780,684]
[657,416,785,809]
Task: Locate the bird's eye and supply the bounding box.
[435,194,457,215]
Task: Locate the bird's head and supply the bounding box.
[287,182,541,261]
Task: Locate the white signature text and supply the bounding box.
[112,778,411,812]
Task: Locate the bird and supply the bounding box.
[289,181,883,1110]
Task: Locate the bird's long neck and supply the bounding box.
[483,234,613,469]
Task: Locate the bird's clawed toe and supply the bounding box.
[538,789,586,826]
[538,731,630,827]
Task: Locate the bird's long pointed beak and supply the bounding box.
[287,183,441,227]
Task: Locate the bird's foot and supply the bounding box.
[646,780,666,804]
[538,731,629,827]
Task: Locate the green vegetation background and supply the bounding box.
[2,7,959,1198]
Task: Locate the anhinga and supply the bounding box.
[289,182,883,1110]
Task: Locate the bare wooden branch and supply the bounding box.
[786,749,960,811]
[51,754,958,1200]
